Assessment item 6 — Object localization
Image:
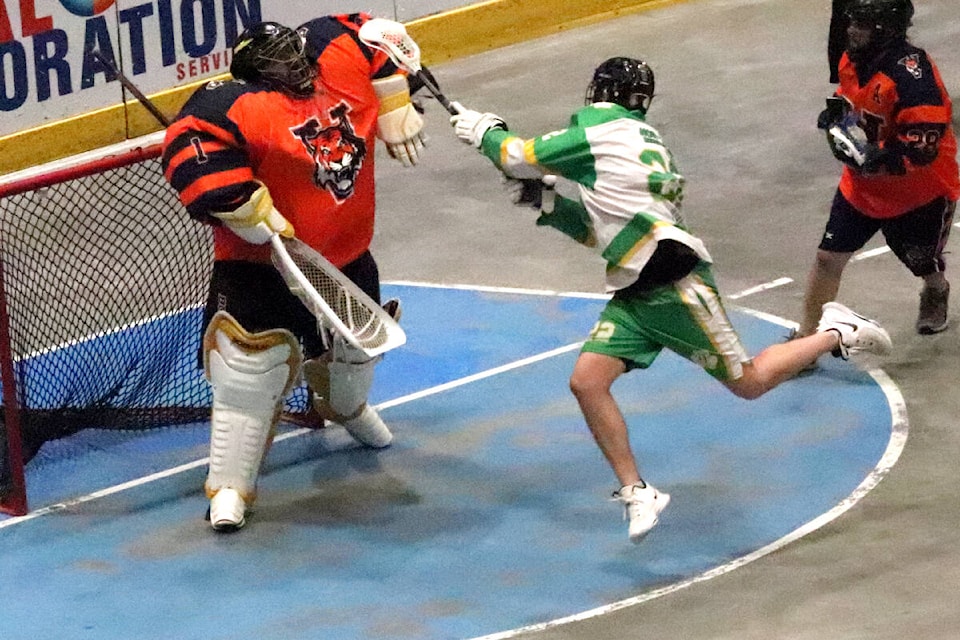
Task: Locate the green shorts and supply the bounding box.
[582,263,750,381]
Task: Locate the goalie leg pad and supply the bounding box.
[303,353,375,421]
[303,353,392,448]
[203,311,302,517]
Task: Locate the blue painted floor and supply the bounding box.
[0,284,894,639]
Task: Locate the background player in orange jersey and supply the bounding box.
[800,0,958,341]
[162,16,430,531]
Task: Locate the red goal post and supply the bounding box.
[0,134,309,516]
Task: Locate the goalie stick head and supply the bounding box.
[585,57,655,114]
[231,22,318,97]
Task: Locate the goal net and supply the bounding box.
[0,133,309,516]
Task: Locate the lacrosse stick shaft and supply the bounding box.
[416,67,459,115]
[91,49,171,127]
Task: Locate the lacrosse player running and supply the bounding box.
[162,15,429,532]
[449,57,893,543]
[801,0,958,339]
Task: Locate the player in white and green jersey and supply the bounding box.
[450,57,892,543]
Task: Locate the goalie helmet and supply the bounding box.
[585,57,655,114]
[845,0,913,47]
[230,22,318,97]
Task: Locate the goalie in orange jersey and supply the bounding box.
[162,15,431,532]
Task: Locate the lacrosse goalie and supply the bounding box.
[162,15,427,531]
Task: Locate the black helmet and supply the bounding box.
[230,22,318,97]
[845,0,913,43]
[585,57,655,114]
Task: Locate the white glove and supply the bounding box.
[449,101,506,147]
[373,74,425,167]
[212,183,294,245]
[827,118,869,167]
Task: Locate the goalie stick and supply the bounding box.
[270,234,406,359]
[358,18,460,115]
[92,53,405,357]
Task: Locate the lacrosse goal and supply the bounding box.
[0,133,311,516]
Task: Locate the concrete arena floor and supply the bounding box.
[372,1,960,638]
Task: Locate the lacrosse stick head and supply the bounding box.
[358,18,422,73]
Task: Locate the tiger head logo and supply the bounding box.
[898,53,923,80]
[291,103,367,201]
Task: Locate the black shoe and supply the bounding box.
[382,298,402,322]
[916,283,949,335]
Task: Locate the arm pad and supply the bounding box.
[373,74,425,167]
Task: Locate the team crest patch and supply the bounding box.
[290,103,367,201]
[898,54,923,79]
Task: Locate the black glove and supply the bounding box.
[504,175,557,213]
[818,96,849,130]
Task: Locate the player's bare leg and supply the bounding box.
[570,352,636,485]
[725,331,839,399]
[799,249,853,336]
[570,352,670,543]
[727,301,891,400]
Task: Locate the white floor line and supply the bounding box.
[725,276,793,300]
[852,246,892,261]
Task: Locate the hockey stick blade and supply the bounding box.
[269,235,406,358]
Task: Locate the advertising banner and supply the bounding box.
[0,0,459,137]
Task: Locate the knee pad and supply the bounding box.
[203,311,302,503]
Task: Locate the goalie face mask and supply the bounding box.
[585,57,655,114]
[231,22,319,97]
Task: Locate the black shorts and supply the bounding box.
[819,190,955,277]
[201,251,381,361]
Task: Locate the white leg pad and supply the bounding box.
[303,352,392,447]
[340,404,392,448]
[303,354,376,421]
[203,312,302,507]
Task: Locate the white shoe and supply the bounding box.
[341,405,393,448]
[612,482,671,543]
[817,302,892,359]
[208,488,246,532]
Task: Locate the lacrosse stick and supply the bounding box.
[270,234,406,359]
[358,18,460,115]
[90,49,172,127]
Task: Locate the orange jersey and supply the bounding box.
[162,14,398,267]
[836,42,959,219]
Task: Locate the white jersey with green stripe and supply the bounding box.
[480,102,712,292]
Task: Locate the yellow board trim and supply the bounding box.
[0,0,679,176]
